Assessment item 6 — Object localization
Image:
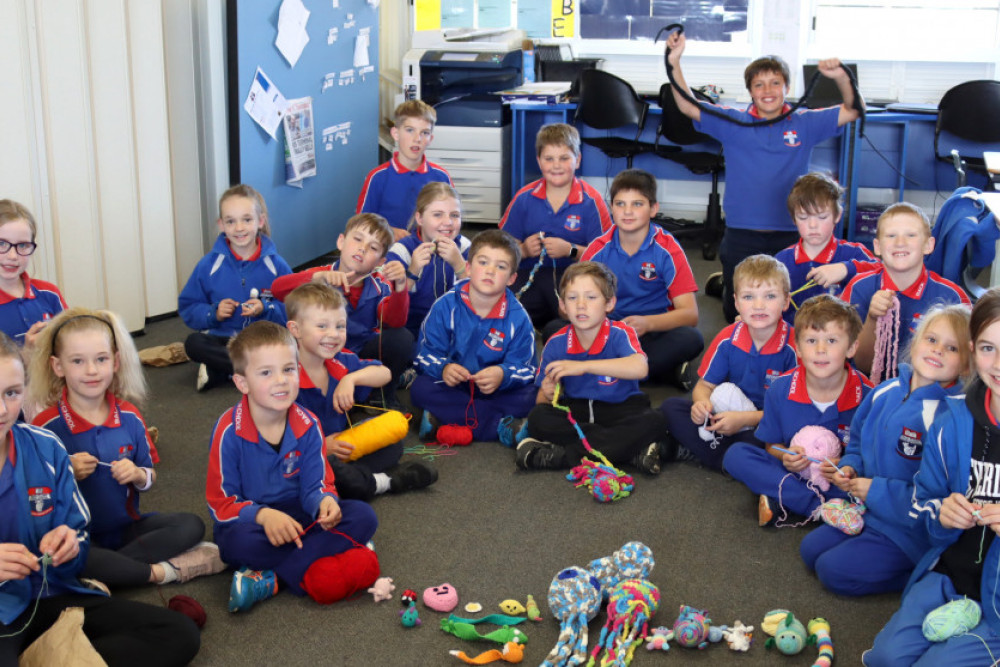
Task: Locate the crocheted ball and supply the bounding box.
[820,498,866,535]
[672,606,710,648]
[168,595,206,629]
[592,474,621,503]
[607,579,660,623]
[547,566,602,623]
[614,541,654,581]
[922,597,982,642]
[790,425,841,492]
[301,547,380,604]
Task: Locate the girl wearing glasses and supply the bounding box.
[0,200,65,353]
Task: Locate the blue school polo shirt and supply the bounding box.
[296,352,380,436]
[499,177,612,271]
[356,153,452,231]
[581,225,698,319]
[387,230,472,334]
[537,319,645,403]
[698,320,798,409]
[0,453,16,544]
[695,104,841,232]
[755,364,873,448]
[775,237,877,323]
[841,265,970,377]
[0,273,66,344]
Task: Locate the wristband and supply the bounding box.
[405,270,421,282]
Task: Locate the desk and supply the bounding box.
[510,103,960,242]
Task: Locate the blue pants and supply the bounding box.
[214,498,377,595]
[800,524,916,596]
[410,375,536,442]
[723,443,847,518]
[659,396,763,470]
[865,571,1000,666]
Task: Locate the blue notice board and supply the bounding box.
[228,0,379,267]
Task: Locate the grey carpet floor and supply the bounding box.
[115,237,900,666]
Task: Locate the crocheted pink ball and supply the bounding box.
[790,426,841,492]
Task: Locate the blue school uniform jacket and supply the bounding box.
[499,177,612,272]
[206,396,337,526]
[416,282,537,391]
[538,319,645,403]
[33,392,155,550]
[356,153,452,231]
[774,237,877,323]
[0,273,66,345]
[698,320,798,409]
[178,234,292,338]
[908,386,1000,633]
[0,423,97,624]
[295,353,381,436]
[838,364,960,562]
[387,231,471,335]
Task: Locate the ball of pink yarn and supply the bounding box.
[790,425,841,492]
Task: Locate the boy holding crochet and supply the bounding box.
[841,202,969,381]
[659,255,798,470]
[512,261,667,473]
[723,295,873,526]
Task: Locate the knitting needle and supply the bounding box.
[96,461,113,467]
[825,457,846,475]
[772,446,822,464]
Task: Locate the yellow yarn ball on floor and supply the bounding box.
[336,410,409,462]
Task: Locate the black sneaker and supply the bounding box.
[705,271,724,298]
[515,438,566,470]
[632,442,661,475]
[673,361,697,392]
[388,461,438,493]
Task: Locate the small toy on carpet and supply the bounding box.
[450,639,525,664]
[401,601,422,628]
[721,620,754,652]
[368,576,395,603]
[645,627,670,651]
[922,597,981,642]
[423,583,459,612]
[763,610,807,655]
[526,595,542,622]
[401,589,418,605]
[440,619,527,645]
[465,603,483,613]
[587,541,654,601]
[499,600,525,615]
[586,578,660,666]
[541,566,604,667]
[664,605,723,650]
[807,618,834,667]
[447,614,526,626]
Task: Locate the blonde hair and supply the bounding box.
[733,254,791,295]
[228,321,297,376]
[393,100,436,127]
[794,294,863,345]
[876,202,932,238]
[535,123,581,158]
[219,184,271,237]
[906,303,972,380]
[0,199,38,240]
[285,283,346,322]
[409,182,462,232]
[344,213,393,256]
[28,307,146,409]
[559,261,616,301]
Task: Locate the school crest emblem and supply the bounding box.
[597,376,618,386]
[564,215,581,231]
[484,328,505,351]
[897,427,923,460]
[783,130,800,147]
[29,486,53,516]
[283,450,302,478]
[639,262,657,281]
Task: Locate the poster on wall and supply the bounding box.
[283,97,317,185]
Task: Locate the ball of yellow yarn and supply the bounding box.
[335,410,409,461]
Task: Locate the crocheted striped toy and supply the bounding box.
[586,579,660,666]
[541,567,603,667]
[807,618,834,667]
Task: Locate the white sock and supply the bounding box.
[158,561,178,584]
[374,472,391,495]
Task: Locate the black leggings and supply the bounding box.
[83,513,205,587]
[0,593,200,666]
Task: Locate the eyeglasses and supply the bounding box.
[0,240,37,256]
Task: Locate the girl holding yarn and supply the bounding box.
[802,304,970,597]
[866,288,1000,665]
[385,182,471,340]
[29,308,225,589]
[179,184,292,391]
[0,331,200,665]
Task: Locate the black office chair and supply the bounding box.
[650,83,725,260]
[935,80,1000,189]
[574,69,652,169]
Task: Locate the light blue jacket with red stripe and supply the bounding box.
[0,273,66,345]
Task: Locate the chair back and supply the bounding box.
[656,83,713,147]
[574,69,647,131]
[935,80,1000,161]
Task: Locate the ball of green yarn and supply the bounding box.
[922,597,981,642]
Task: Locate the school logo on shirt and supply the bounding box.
[783,130,801,147]
[639,262,657,281]
[896,427,923,460]
[597,376,618,386]
[283,450,302,478]
[118,444,135,460]
[28,486,54,516]
[484,328,505,351]
[564,215,581,232]
[764,369,782,388]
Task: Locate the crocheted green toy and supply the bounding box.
[440,619,528,645]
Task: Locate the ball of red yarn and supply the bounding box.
[168,594,207,629]
[436,424,473,446]
[301,547,380,605]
